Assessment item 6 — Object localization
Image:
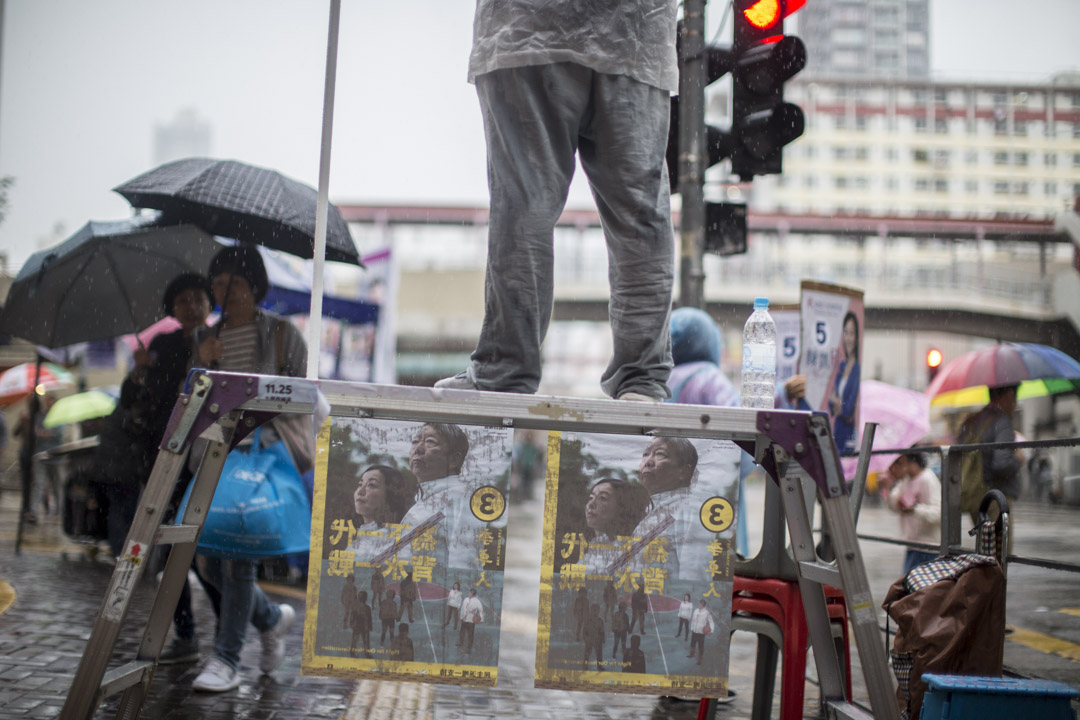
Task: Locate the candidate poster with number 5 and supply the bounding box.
[799,281,864,455]
[770,305,801,390]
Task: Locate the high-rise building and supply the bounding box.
[153,108,212,166]
[797,0,931,79]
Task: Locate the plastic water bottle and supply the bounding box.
[741,297,777,409]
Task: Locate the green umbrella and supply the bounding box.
[43,389,118,428]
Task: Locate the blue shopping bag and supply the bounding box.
[177,427,312,559]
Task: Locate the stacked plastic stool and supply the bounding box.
[731,574,852,720]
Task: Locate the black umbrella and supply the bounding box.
[113,157,362,266]
[0,215,222,348]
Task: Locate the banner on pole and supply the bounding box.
[302,417,512,685]
[534,431,740,695]
[798,281,865,455]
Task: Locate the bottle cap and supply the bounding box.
[753,297,769,309]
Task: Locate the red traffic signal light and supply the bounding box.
[742,0,782,31]
[926,349,943,369]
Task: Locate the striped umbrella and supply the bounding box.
[0,362,76,407]
[926,342,1080,408]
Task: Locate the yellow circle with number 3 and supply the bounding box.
[699,497,734,533]
[470,486,506,522]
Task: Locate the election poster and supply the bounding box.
[798,281,865,456]
[303,417,513,686]
[771,304,802,392]
[535,431,740,696]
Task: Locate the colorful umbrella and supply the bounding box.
[927,343,1080,408]
[0,362,76,407]
[42,389,118,428]
[841,380,931,478]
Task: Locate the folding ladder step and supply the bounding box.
[799,560,842,588]
[100,661,154,698]
[153,524,200,546]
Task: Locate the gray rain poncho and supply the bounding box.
[468,0,679,93]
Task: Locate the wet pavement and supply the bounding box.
[2,474,1079,719]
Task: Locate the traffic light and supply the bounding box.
[666,29,735,193]
[730,0,807,180]
[926,348,943,384]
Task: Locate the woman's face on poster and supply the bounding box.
[409,425,452,482]
[354,468,388,522]
[843,317,858,358]
[585,481,620,537]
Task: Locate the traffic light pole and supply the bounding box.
[677,0,707,310]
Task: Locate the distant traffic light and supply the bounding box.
[730,0,807,180]
[926,348,943,384]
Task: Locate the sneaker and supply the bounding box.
[619,392,661,402]
[192,657,240,692]
[434,371,478,390]
[259,603,296,674]
[158,635,200,665]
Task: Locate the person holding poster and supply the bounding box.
[828,312,861,454]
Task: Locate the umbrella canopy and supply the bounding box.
[42,389,117,428]
[0,362,76,407]
[841,379,931,478]
[113,157,362,266]
[927,342,1080,408]
[0,216,222,348]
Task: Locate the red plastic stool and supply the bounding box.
[731,575,852,720]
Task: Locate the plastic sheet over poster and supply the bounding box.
[302,417,513,685]
[534,431,740,695]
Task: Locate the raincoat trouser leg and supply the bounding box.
[470,63,674,398]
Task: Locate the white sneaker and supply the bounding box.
[434,371,478,390]
[619,391,662,402]
[192,657,240,692]
[259,603,296,674]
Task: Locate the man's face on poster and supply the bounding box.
[639,438,692,495]
[409,425,453,482]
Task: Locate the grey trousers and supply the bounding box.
[469,63,675,398]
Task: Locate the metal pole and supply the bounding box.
[678,0,707,310]
[307,0,342,379]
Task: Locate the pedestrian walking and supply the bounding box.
[582,603,605,671]
[390,623,414,662]
[629,583,647,635]
[398,571,417,622]
[675,593,692,640]
[886,451,941,574]
[623,634,646,674]
[611,601,629,659]
[602,580,617,622]
[573,586,590,640]
[379,589,398,645]
[687,599,714,666]
[444,581,463,628]
[458,589,484,654]
[349,591,372,659]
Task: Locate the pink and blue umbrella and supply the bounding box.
[926,342,1080,408]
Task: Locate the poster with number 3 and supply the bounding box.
[799,281,865,456]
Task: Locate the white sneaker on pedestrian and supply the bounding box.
[259,603,296,674]
[192,657,240,692]
[619,391,662,402]
[434,371,478,390]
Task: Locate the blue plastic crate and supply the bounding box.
[921,674,1079,720]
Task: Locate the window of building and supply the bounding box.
[855,146,869,160]
[993,181,1009,195]
[874,5,900,23]
[915,117,928,133]
[933,149,950,167]
[934,179,948,193]
[835,115,850,130]
[993,91,1008,106]
[805,176,817,188]
[886,147,899,161]
[1073,182,1080,197]
[832,28,866,45]
[1013,120,1027,136]
[1013,182,1029,195]
[855,114,869,131]
[913,148,929,163]
[874,51,900,70]
[855,176,870,190]
[1045,152,1057,166]
[833,146,850,160]
[1045,182,1057,195]
[915,178,929,191]
[874,28,899,44]
[1074,122,1080,139]
[886,177,899,190]
[965,180,979,193]
[965,150,979,165]
[913,88,928,105]
[934,117,948,134]
[933,88,948,105]
[835,177,849,189]
[1014,152,1029,166]
[1074,153,1080,167]
[993,151,1008,165]
[993,118,1008,136]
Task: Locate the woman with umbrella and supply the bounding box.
[190,245,312,693]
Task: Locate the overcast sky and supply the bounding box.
[1,0,1078,272]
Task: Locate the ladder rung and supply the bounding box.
[100,660,154,697]
[154,524,200,546]
[824,699,876,720]
[799,560,842,587]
